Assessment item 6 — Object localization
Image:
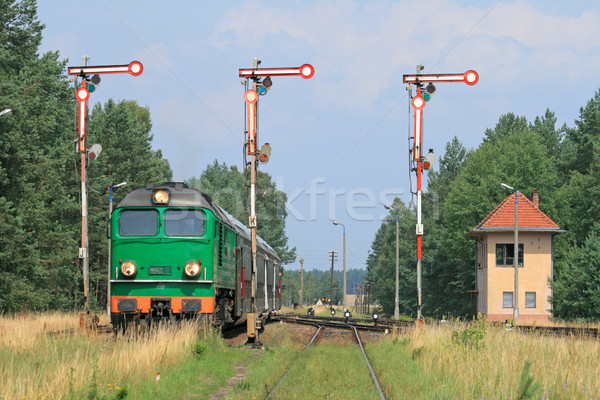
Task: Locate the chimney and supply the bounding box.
[532,190,539,208]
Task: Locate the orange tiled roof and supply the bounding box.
[472,192,560,231]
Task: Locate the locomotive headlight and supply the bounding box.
[152,189,170,204]
[184,260,201,278]
[120,260,137,277]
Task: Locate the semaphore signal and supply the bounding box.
[402,64,478,321]
[240,58,313,345]
[67,57,143,329]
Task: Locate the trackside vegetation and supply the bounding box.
[0,313,248,399]
[369,320,600,399]
[3,315,599,399]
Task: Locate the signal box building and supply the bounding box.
[466,191,563,322]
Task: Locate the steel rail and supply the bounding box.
[268,316,387,400]
[349,324,386,400]
[265,321,322,400]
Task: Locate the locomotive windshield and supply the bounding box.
[118,210,158,236]
[164,209,206,236]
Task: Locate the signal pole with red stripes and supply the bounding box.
[402,66,478,321]
[239,59,314,342]
[67,59,143,326]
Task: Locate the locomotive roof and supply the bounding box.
[117,182,279,261]
[116,182,233,224]
[218,206,279,260]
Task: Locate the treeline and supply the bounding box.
[186,160,296,264]
[0,2,298,313]
[280,268,367,306]
[368,100,600,321]
[0,2,172,312]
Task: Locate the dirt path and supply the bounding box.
[207,350,261,400]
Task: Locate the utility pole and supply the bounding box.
[332,220,346,310]
[239,60,314,344]
[67,59,142,328]
[328,250,338,309]
[403,66,478,321]
[385,204,400,320]
[501,183,519,322]
[297,254,304,307]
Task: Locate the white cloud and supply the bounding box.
[208,0,600,111]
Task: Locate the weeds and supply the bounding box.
[452,316,487,349]
[517,360,541,399]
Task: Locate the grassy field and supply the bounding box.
[2,312,599,399]
[369,319,600,399]
[0,312,248,399]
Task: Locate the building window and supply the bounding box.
[496,244,523,267]
[503,292,513,308]
[525,292,536,308]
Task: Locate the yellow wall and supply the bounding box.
[478,231,552,322]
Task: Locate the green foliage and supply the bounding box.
[551,223,600,319]
[517,360,541,399]
[366,200,417,317]
[192,341,209,357]
[187,160,295,264]
[452,318,487,349]
[281,268,349,306]
[0,1,172,312]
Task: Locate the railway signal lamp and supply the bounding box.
[422,83,436,101]
[330,308,336,316]
[423,149,436,170]
[307,307,314,316]
[373,313,379,325]
[87,143,102,161]
[257,76,272,95]
[86,74,101,93]
[344,310,351,322]
[259,143,272,163]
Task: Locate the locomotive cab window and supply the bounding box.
[164,209,206,236]
[118,210,158,236]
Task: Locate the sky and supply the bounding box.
[37,1,600,273]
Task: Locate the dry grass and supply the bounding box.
[402,320,600,398]
[0,312,204,399]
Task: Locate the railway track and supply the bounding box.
[266,315,387,400]
[279,313,600,340]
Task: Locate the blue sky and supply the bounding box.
[38,1,600,272]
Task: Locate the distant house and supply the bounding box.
[466,191,564,322]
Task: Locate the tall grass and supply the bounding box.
[0,312,229,399]
[369,320,600,399]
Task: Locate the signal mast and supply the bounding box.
[239,59,314,344]
[67,57,143,328]
[403,65,478,321]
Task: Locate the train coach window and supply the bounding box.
[119,210,158,236]
[165,209,205,236]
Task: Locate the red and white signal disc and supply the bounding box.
[412,96,425,111]
[463,70,478,85]
[245,90,258,104]
[76,87,90,101]
[128,61,143,76]
[299,64,314,79]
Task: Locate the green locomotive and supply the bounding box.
[109,182,281,331]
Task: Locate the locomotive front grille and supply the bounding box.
[150,298,172,318]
